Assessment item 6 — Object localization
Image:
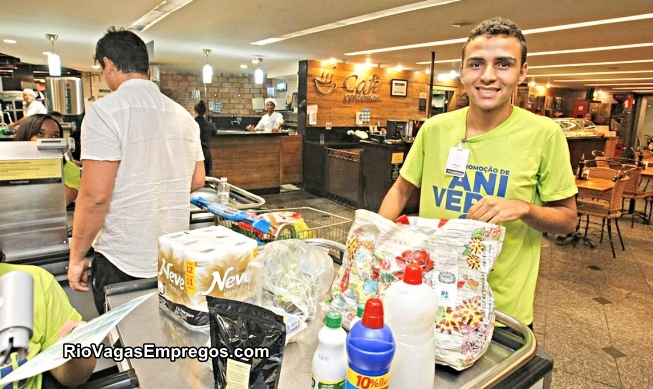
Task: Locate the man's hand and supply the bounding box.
[466,196,530,225]
[59,320,86,339]
[246,124,256,132]
[67,258,90,292]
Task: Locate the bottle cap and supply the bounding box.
[325,311,342,329]
[403,263,423,285]
[356,303,365,318]
[361,298,385,329]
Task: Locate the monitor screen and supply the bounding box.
[276,82,287,92]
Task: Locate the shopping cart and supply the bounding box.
[215,207,353,246]
[190,177,266,226]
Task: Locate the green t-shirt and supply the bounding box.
[401,106,577,324]
[0,264,81,389]
[63,160,81,191]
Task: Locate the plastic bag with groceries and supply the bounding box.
[329,209,505,370]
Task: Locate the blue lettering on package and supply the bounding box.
[432,166,510,216]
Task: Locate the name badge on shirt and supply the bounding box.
[445,144,469,177]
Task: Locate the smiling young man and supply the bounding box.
[378,18,578,328]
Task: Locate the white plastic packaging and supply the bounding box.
[311,311,347,389]
[217,177,229,204]
[384,263,439,389]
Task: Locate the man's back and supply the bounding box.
[81,79,202,277]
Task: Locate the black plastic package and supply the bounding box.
[207,297,286,389]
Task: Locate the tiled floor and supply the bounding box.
[261,189,653,389]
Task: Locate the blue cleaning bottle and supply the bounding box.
[345,298,395,389]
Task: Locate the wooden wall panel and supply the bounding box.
[281,135,303,184]
[305,60,460,127]
[209,136,281,190]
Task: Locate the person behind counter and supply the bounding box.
[0,247,96,389]
[14,114,81,206]
[246,98,284,132]
[8,89,48,129]
[194,100,214,177]
[378,17,577,329]
[67,27,205,314]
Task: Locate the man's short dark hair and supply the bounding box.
[94,27,149,74]
[461,17,527,66]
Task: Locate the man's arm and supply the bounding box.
[64,186,78,206]
[68,160,119,291]
[191,160,205,192]
[272,115,284,132]
[466,195,577,234]
[8,116,25,129]
[378,176,417,221]
[50,320,96,387]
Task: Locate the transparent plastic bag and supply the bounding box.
[259,240,334,321]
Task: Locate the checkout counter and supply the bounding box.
[104,240,553,389]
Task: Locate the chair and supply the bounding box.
[576,167,620,206]
[591,150,608,167]
[576,175,628,259]
[621,165,653,227]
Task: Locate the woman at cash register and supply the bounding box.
[14,114,81,206]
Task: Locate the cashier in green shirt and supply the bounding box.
[14,114,81,206]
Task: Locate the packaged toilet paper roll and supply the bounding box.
[157,226,259,328]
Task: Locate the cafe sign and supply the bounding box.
[313,71,380,102]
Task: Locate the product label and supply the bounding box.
[184,259,196,295]
[345,368,389,389]
[226,358,251,389]
[311,373,345,389]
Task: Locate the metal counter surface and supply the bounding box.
[214,129,289,136]
[108,289,545,389]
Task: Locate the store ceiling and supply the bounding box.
[1,0,653,93]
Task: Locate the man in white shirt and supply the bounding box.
[8,88,48,129]
[246,98,284,132]
[67,27,205,314]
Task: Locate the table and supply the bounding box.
[561,178,618,247]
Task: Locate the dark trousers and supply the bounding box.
[91,251,141,314]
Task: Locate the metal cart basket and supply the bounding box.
[215,206,352,245]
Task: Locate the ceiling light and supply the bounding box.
[553,77,653,82]
[3,39,16,44]
[254,58,264,84]
[529,42,653,57]
[529,80,537,87]
[529,59,653,69]
[545,82,551,88]
[252,57,261,64]
[240,64,248,69]
[346,13,653,56]
[251,0,461,45]
[418,46,653,66]
[586,83,653,86]
[452,20,473,28]
[202,49,212,84]
[416,58,460,65]
[129,0,194,32]
[530,70,653,77]
[396,64,403,71]
[46,34,61,77]
[612,87,653,90]
[425,68,431,74]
